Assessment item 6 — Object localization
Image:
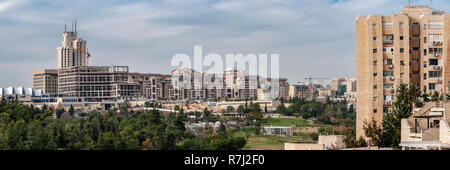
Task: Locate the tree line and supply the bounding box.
[0,96,246,150]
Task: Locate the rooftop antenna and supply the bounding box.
[64,22,67,33]
[75,20,77,34]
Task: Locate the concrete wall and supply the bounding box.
[284,143,324,150]
[401,119,422,142]
[318,135,346,149]
[440,119,450,144]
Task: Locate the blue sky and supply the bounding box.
[0,0,449,87]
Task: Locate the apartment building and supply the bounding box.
[331,77,357,95]
[33,69,58,94]
[129,73,172,100]
[356,6,450,138]
[58,66,141,102]
[288,84,310,100]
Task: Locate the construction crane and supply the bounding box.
[77,47,91,58]
[304,76,329,85]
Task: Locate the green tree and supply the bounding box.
[226,106,235,113]
[69,105,75,117]
[276,103,287,115]
[237,105,245,113]
[363,83,422,147]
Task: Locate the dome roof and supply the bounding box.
[0,87,42,97]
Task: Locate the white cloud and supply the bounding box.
[0,0,16,13]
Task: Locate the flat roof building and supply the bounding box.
[356,6,450,138]
[58,65,141,102]
[33,69,58,94]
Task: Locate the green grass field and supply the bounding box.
[263,118,310,127]
[234,129,314,150]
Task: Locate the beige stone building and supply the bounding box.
[356,6,450,138]
[57,21,89,69]
[284,135,346,150]
[33,69,58,94]
[400,101,450,150]
[57,66,141,102]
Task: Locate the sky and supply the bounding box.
[0,0,449,87]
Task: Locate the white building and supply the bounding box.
[57,21,90,69]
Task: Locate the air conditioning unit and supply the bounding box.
[388,64,393,69]
[434,66,443,70]
[390,76,395,80]
[438,79,443,83]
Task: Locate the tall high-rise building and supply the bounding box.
[356,6,450,138]
[57,21,90,69]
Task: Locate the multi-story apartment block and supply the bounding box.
[129,72,172,100]
[288,84,310,100]
[57,21,89,69]
[356,6,450,138]
[331,77,357,95]
[33,69,58,94]
[58,66,141,102]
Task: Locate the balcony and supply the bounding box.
[383,100,394,106]
[431,66,443,70]
[432,41,443,46]
[383,40,393,44]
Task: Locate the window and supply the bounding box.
[374,109,378,113]
[424,49,427,55]
[384,95,394,101]
[400,36,404,40]
[429,34,443,42]
[374,85,378,89]
[400,60,405,65]
[373,73,378,77]
[400,23,404,27]
[372,24,377,29]
[383,34,394,43]
[429,21,443,29]
[384,83,394,89]
[373,37,377,41]
[413,47,419,51]
[429,59,438,66]
[373,61,377,65]
[400,48,404,53]
[382,22,393,27]
[429,83,436,90]
[374,97,378,102]
[383,47,394,53]
[424,24,427,30]
[373,49,377,53]
[383,71,394,77]
[424,37,427,43]
[429,71,442,78]
[424,73,427,80]
[385,59,393,65]
[429,48,443,55]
